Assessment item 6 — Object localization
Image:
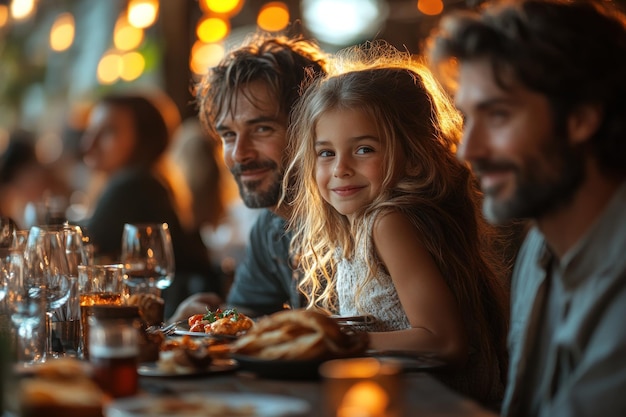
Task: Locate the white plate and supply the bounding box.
[105,392,311,417]
[172,329,211,337]
[172,329,238,340]
[331,314,376,325]
[137,358,237,377]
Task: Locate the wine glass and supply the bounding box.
[23,226,71,360]
[0,216,17,249]
[46,223,87,356]
[120,223,175,295]
[0,216,17,300]
[3,251,45,364]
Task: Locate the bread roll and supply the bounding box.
[231,309,368,360]
[127,293,165,326]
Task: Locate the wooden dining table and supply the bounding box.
[136,366,496,417]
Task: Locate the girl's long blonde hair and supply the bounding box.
[283,41,509,380]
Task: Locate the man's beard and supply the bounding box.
[478,137,586,224]
[231,161,283,208]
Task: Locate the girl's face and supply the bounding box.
[81,103,137,174]
[314,108,387,219]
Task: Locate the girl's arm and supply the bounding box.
[370,211,468,367]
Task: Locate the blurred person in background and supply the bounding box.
[0,129,68,229]
[80,92,222,318]
[168,118,225,234]
[167,118,260,296]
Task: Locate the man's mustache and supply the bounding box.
[230,160,278,176]
[471,159,517,176]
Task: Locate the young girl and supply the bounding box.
[284,44,509,404]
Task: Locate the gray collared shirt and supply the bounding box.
[226,209,302,316]
[503,181,626,417]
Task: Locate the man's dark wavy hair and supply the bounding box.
[195,32,328,141]
[429,0,626,176]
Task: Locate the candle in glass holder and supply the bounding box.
[320,358,404,417]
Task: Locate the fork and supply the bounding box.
[146,320,184,336]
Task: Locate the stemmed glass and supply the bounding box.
[49,223,87,320]
[23,226,71,360]
[0,216,17,249]
[3,250,45,364]
[0,216,17,300]
[120,223,175,295]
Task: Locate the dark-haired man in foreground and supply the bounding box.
[429,1,626,416]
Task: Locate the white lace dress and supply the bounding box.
[335,252,411,332]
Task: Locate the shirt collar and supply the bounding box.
[547,180,626,290]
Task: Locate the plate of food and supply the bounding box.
[231,354,327,380]
[105,392,311,417]
[331,314,377,325]
[172,330,238,339]
[138,358,238,377]
[149,334,235,377]
[230,309,369,379]
[173,308,253,339]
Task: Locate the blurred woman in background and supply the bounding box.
[0,130,68,229]
[80,92,222,317]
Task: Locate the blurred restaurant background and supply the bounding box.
[2,0,624,236]
[0,0,477,133]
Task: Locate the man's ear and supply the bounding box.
[568,103,603,145]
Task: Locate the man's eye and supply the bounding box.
[220,132,235,144]
[488,110,510,124]
[256,125,273,134]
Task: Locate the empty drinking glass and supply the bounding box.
[120,223,175,295]
[23,226,71,361]
[4,251,45,364]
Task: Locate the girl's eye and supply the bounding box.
[317,149,334,158]
[356,146,374,155]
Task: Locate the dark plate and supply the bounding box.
[138,358,238,378]
[231,354,329,380]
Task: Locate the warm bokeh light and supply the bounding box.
[120,52,145,81]
[190,41,225,75]
[50,13,75,52]
[196,16,230,43]
[97,51,122,85]
[199,0,243,16]
[10,0,36,21]
[127,0,159,29]
[114,15,144,51]
[337,381,389,417]
[302,0,388,46]
[257,2,289,32]
[0,5,9,28]
[417,0,444,16]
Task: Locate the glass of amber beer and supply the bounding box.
[88,309,139,398]
[77,264,124,358]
